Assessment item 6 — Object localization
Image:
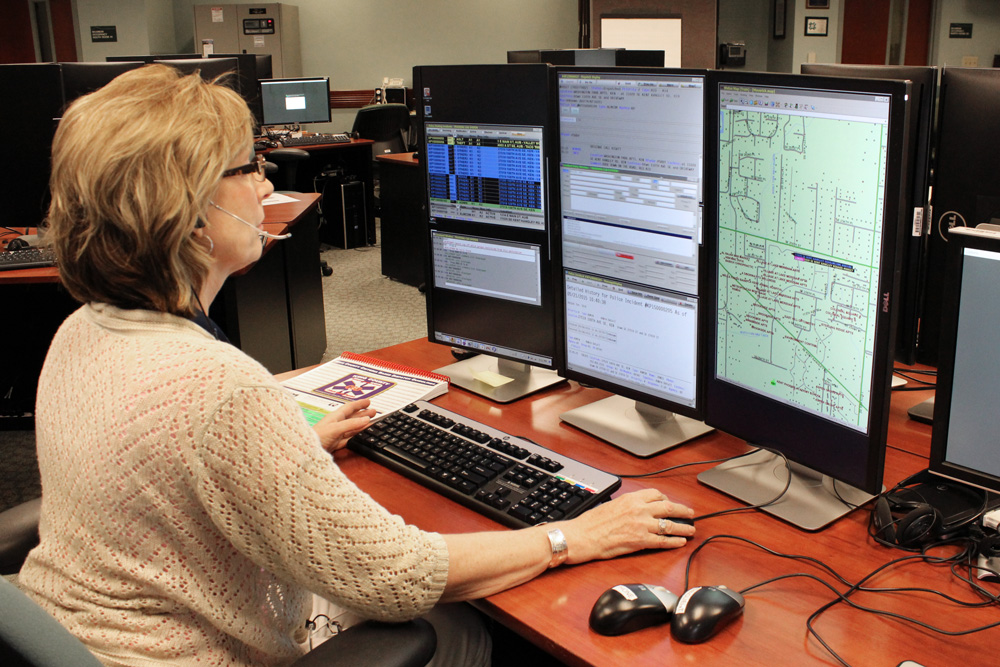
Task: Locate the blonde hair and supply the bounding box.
[46,64,254,316]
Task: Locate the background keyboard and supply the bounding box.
[280,133,351,147]
[0,247,56,271]
[348,401,622,528]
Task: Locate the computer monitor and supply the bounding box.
[60,61,145,107]
[259,77,332,127]
[414,63,563,402]
[917,68,1000,367]
[254,54,273,80]
[153,57,239,84]
[107,54,200,64]
[0,63,63,230]
[801,64,938,366]
[553,67,711,457]
[700,71,912,530]
[208,53,265,126]
[928,226,1000,496]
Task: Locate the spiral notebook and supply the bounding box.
[281,352,450,426]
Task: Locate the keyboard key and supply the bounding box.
[347,400,621,529]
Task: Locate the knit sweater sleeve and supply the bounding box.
[192,381,449,622]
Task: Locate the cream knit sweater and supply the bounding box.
[19,304,449,666]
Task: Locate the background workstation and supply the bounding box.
[1,3,993,664]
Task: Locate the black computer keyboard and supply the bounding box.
[280,133,351,147]
[0,247,56,271]
[348,401,622,528]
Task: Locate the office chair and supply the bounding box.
[0,500,436,667]
[351,104,411,158]
[265,148,311,192]
[264,149,334,277]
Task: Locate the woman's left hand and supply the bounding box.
[312,399,377,452]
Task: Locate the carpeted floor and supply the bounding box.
[0,232,427,513]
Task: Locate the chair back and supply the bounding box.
[351,104,411,157]
[0,577,104,666]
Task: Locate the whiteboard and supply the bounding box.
[600,17,682,67]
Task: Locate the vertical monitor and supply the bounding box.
[554,68,712,457]
[802,64,938,366]
[259,77,332,127]
[701,72,910,530]
[416,64,562,403]
[918,68,1000,367]
[928,227,1000,496]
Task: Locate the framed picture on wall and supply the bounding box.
[805,16,828,36]
[806,0,830,8]
[774,0,786,39]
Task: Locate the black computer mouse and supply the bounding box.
[670,585,745,643]
[589,583,679,636]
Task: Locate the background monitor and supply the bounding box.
[153,57,239,84]
[107,53,199,63]
[802,64,938,367]
[0,63,63,230]
[208,53,266,126]
[918,67,1000,367]
[553,67,711,457]
[60,60,145,108]
[254,53,274,80]
[259,77,332,127]
[414,63,563,402]
[700,71,911,530]
[928,226,1000,496]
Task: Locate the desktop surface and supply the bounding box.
[313,338,988,667]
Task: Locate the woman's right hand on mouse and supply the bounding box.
[559,488,695,564]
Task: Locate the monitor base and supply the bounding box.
[698,448,879,531]
[560,395,713,458]
[434,356,565,403]
[907,396,934,424]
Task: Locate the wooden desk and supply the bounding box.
[257,138,377,247]
[375,152,425,287]
[324,339,992,667]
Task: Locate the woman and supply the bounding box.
[19,65,696,666]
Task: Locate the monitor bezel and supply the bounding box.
[703,70,911,495]
[258,76,332,126]
[551,65,710,422]
[928,228,1000,494]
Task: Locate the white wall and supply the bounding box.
[171,0,579,127]
[932,0,1000,67]
[75,0,176,61]
[717,0,770,71]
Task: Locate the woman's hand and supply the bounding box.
[312,399,377,452]
[559,488,695,564]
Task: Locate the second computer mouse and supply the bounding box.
[589,583,679,636]
[670,585,745,643]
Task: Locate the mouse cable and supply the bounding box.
[686,535,1000,667]
[611,447,762,480]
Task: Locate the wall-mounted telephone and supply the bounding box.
[719,42,747,68]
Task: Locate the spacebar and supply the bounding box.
[382,444,430,470]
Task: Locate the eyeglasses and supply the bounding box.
[221,154,267,182]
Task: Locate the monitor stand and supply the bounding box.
[434,355,565,403]
[560,395,714,458]
[907,396,934,424]
[697,448,879,531]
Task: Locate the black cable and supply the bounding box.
[684,534,1000,667]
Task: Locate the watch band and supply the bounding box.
[547,528,568,568]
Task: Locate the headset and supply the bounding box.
[871,473,990,550]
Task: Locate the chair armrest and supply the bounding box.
[0,498,41,575]
[291,618,436,667]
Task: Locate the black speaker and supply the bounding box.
[319,174,368,249]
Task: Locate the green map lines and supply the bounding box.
[716,107,888,432]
